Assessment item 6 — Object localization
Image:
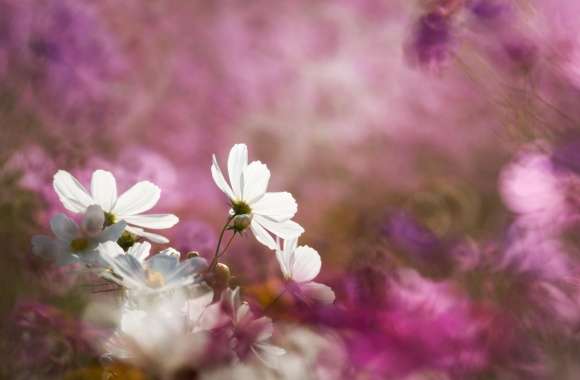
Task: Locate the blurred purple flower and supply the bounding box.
[7,302,101,376]
[0,0,128,134]
[503,39,537,69]
[552,139,580,175]
[313,268,488,378]
[383,211,446,259]
[382,211,454,275]
[468,0,507,20]
[168,220,217,259]
[409,11,453,68]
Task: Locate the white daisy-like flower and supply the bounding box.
[211,144,304,249]
[53,169,179,243]
[31,205,126,267]
[97,241,208,293]
[106,287,214,375]
[276,238,335,305]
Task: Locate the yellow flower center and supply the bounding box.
[70,238,89,252]
[117,231,137,251]
[104,212,116,227]
[145,269,166,288]
[231,201,252,216]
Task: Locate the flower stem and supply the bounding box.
[264,286,288,313]
[216,232,236,260]
[209,216,234,270]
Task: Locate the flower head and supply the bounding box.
[98,241,208,293]
[106,287,215,376]
[31,205,125,267]
[275,238,335,305]
[53,169,179,243]
[211,144,303,249]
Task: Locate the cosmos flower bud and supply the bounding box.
[186,251,200,258]
[82,205,105,237]
[213,263,232,289]
[232,214,252,232]
[117,231,137,251]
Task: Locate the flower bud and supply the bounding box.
[213,263,231,289]
[232,214,252,232]
[117,231,137,251]
[186,251,200,259]
[82,205,105,236]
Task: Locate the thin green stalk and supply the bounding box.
[209,216,234,270]
[263,286,288,313]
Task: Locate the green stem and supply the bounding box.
[264,286,288,313]
[216,232,236,261]
[209,216,234,270]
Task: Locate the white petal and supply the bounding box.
[53,170,94,213]
[251,317,274,341]
[250,219,277,249]
[290,245,321,282]
[82,204,105,236]
[50,213,79,241]
[235,302,252,325]
[253,216,304,240]
[242,161,270,204]
[98,244,145,289]
[283,238,298,254]
[31,235,58,259]
[158,247,181,258]
[299,282,336,304]
[125,226,169,244]
[98,221,126,243]
[187,288,215,323]
[275,238,297,280]
[123,214,179,229]
[127,241,152,263]
[33,238,77,266]
[255,343,286,357]
[97,241,125,259]
[251,192,298,222]
[33,237,78,266]
[227,144,248,199]
[90,170,117,212]
[112,181,160,216]
[286,238,299,264]
[211,155,235,200]
[197,302,228,331]
[275,247,291,279]
[252,343,286,368]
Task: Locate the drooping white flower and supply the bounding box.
[97,241,208,293]
[276,239,335,305]
[53,169,178,243]
[31,205,126,267]
[211,144,304,249]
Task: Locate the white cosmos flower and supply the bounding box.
[97,241,208,293]
[31,205,126,267]
[276,239,335,305]
[211,144,304,249]
[106,287,214,375]
[53,169,179,243]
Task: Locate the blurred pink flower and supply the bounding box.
[499,150,566,221]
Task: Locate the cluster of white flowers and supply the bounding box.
[31,143,335,377]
